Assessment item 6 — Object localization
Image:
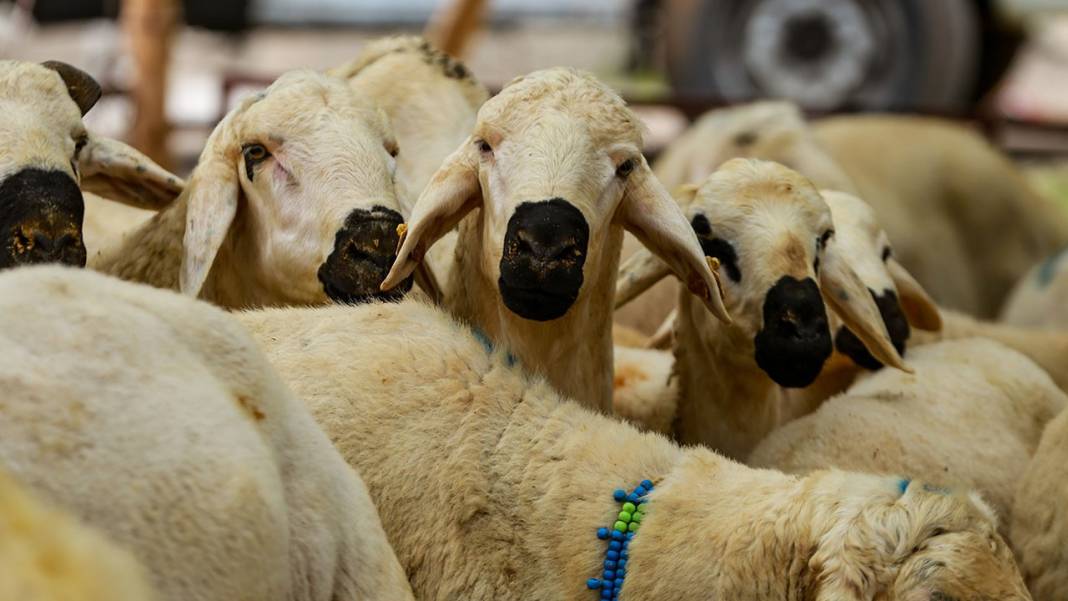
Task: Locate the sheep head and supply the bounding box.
[382,67,728,324]
[0,60,181,270]
[655,100,855,193]
[179,69,421,307]
[618,159,906,387]
[820,190,942,370]
[810,474,1029,601]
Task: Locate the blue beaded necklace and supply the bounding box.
[586,479,653,600]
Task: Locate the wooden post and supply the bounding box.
[424,0,488,58]
[122,0,177,169]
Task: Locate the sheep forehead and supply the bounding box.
[696,159,830,232]
[0,61,82,127]
[478,68,642,148]
[235,72,391,150]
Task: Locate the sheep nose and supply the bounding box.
[753,275,833,388]
[0,168,87,270]
[18,228,85,265]
[318,205,412,304]
[498,198,590,322]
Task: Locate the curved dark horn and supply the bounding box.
[41,61,102,116]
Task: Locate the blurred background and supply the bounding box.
[3,0,1068,208]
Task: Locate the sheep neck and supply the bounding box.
[445,208,620,414]
[672,291,786,461]
[90,196,186,291]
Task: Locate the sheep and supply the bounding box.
[615,159,905,459]
[0,60,182,269]
[0,265,415,601]
[0,467,156,601]
[612,188,944,434]
[749,338,1067,527]
[1011,406,1068,600]
[615,100,856,335]
[379,67,729,414]
[329,36,489,294]
[235,297,1029,601]
[90,68,437,309]
[1000,246,1068,329]
[813,114,1068,318]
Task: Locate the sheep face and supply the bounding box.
[0,61,98,269]
[382,68,729,324]
[0,61,182,272]
[675,159,904,385]
[179,70,413,305]
[813,478,1029,601]
[821,190,941,370]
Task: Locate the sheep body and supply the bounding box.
[0,266,414,601]
[0,467,155,601]
[749,338,1066,524]
[1011,407,1068,600]
[1000,246,1068,329]
[236,299,1027,601]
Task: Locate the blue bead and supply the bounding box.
[587,578,601,590]
[634,486,647,497]
[627,493,639,503]
[616,568,626,578]
[621,551,628,560]
[608,540,622,550]
[613,489,626,501]
[603,570,615,580]
[615,577,625,586]
[606,550,619,560]
[597,527,609,540]
[618,559,628,569]
[601,588,612,599]
[605,559,617,569]
[626,532,635,540]
[641,479,653,489]
[611,530,624,541]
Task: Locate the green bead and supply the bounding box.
[614,521,627,532]
[622,502,636,513]
[632,511,643,523]
[618,511,632,523]
[628,522,640,532]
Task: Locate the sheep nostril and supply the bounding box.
[13,228,32,253]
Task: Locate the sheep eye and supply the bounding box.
[882,246,892,262]
[242,144,270,181]
[930,527,946,537]
[819,229,834,249]
[476,139,493,155]
[73,135,88,157]
[616,158,636,178]
[243,144,269,162]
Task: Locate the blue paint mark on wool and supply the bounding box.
[1037,246,1068,287]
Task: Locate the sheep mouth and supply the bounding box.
[321,275,411,305]
[497,280,578,322]
[835,288,910,370]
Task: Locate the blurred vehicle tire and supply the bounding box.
[664,0,990,111]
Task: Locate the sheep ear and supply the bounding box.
[41,60,101,116]
[888,258,942,332]
[78,134,184,210]
[381,139,481,291]
[820,238,911,372]
[179,132,240,297]
[617,157,730,324]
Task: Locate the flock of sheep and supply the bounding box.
[3,35,1068,601]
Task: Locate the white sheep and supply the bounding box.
[235,298,1029,601]
[0,60,182,269]
[616,100,856,335]
[615,159,905,459]
[380,67,729,414]
[1011,406,1068,601]
[749,338,1067,526]
[90,68,433,308]
[330,36,489,297]
[0,266,414,601]
[813,114,1068,318]
[1000,246,1068,329]
[0,467,156,601]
